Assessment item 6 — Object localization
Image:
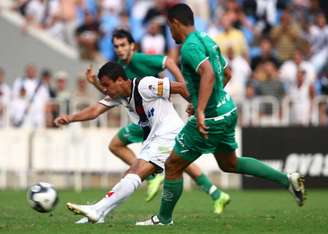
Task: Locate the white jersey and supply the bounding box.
[99,77,184,146]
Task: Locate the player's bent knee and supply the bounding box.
[164,159,184,179]
[108,136,124,153]
[218,160,237,172]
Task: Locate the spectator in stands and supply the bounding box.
[279,48,316,91]
[186,0,210,23]
[55,71,71,106]
[225,47,251,103]
[24,0,63,35]
[59,0,85,46]
[11,0,31,16]
[256,62,285,99]
[251,37,280,70]
[309,13,328,74]
[141,18,165,55]
[72,75,98,128]
[213,12,248,58]
[75,10,101,60]
[250,0,279,35]
[0,68,11,128]
[289,69,316,125]
[317,68,328,126]
[255,61,285,117]
[270,9,302,61]
[142,0,175,53]
[318,69,328,96]
[74,75,97,100]
[100,0,123,15]
[41,69,57,128]
[54,71,70,113]
[41,69,56,98]
[24,0,47,28]
[11,64,50,128]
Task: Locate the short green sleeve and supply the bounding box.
[220,55,228,69]
[181,43,208,72]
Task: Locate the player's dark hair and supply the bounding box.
[97,61,128,81]
[41,69,51,77]
[167,3,194,26]
[112,29,135,44]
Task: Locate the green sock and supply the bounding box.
[158,178,183,224]
[145,174,155,181]
[237,156,289,188]
[195,173,221,200]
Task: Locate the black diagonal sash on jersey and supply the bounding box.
[133,78,151,140]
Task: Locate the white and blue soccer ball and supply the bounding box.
[27,182,58,213]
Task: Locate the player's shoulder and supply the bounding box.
[98,95,121,107]
[138,76,158,87]
[132,52,145,59]
[134,52,164,61]
[182,32,208,52]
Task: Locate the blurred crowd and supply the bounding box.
[1,0,327,128]
[0,64,123,128]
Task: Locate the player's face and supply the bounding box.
[113,37,134,61]
[99,76,124,99]
[168,19,182,44]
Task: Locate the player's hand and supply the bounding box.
[86,64,97,84]
[196,111,208,139]
[186,103,194,116]
[54,115,72,126]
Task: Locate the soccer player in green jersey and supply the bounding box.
[136,3,306,225]
[87,29,230,214]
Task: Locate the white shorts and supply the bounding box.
[138,135,176,172]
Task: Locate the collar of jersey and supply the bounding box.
[184,31,197,43]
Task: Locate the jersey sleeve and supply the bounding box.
[220,55,228,69]
[98,96,120,107]
[182,43,208,72]
[138,77,170,100]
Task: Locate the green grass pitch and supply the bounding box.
[0,189,327,234]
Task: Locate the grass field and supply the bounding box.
[0,188,327,234]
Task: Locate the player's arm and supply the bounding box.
[54,103,110,126]
[85,64,106,95]
[223,66,232,87]
[169,81,189,99]
[164,57,186,84]
[139,77,189,101]
[197,60,215,138]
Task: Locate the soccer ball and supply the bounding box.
[27,182,59,213]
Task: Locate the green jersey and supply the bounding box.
[180,31,236,117]
[118,52,166,80]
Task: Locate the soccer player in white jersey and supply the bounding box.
[54,61,208,223]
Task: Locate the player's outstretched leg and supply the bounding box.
[287,172,305,206]
[136,150,191,226]
[69,160,157,223]
[215,151,306,206]
[110,127,163,202]
[145,173,164,202]
[185,163,230,214]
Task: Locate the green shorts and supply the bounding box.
[174,110,238,162]
[117,123,144,145]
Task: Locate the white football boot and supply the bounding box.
[75,216,105,224]
[287,172,306,206]
[136,215,173,226]
[66,202,102,223]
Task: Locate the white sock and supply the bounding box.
[93,174,142,216]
